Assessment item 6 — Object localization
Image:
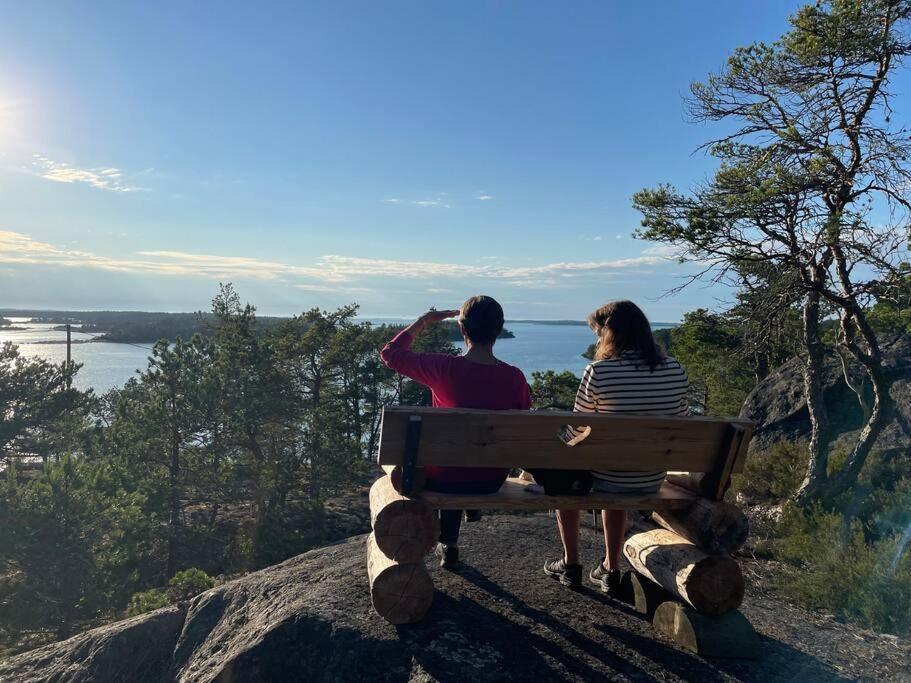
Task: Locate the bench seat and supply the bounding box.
[417,476,699,511]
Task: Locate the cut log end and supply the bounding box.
[370,476,439,563]
[366,533,434,625]
[653,601,759,659]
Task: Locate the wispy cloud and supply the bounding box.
[0,231,330,280]
[382,193,450,209]
[294,283,372,293]
[476,192,494,201]
[31,155,145,193]
[0,230,675,290]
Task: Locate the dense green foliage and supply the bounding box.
[733,441,911,635]
[0,286,457,653]
[126,568,216,617]
[775,504,911,635]
[529,370,580,410]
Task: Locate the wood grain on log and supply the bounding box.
[652,601,759,659]
[652,498,749,555]
[369,476,438,564]
[366,533,433,625]
[624,529,744,616]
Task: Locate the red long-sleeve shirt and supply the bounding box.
[380,329,531,485]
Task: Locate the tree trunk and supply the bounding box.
[167,386,181,579]
[754,350,769,384]
[821,313,893,500]
[795,290,831,505]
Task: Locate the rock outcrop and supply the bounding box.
[0,606,185,683]
[3,515,907,682]
[740,334,911,458]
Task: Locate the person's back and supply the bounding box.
[546,300,689,593]
[380,295,531,568]
[574,350,687,492]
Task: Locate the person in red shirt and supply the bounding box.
[380,295,531,569]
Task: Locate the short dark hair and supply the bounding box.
[459,295,504,346]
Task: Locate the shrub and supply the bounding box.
[125,568,215,617]
[167,568,216,601]
[730,441,806,503]
[126,589,169,617]
[773,503,911,635]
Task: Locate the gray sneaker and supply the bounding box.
[590,563,622,596]
[589,561,610,586]
[543,558,582,588]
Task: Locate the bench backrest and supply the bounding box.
[378,406,753,496]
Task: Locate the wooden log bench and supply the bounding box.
[367,406,757,657]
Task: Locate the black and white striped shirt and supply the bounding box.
[565,352,689,491]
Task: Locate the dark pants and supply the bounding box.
[425,478,505,546]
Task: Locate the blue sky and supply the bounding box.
[2,0,899,321]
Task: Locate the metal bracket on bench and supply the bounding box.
[401,415,422,496]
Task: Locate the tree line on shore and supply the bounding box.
[0,309,513,344]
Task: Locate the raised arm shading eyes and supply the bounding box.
[379,309,459,387]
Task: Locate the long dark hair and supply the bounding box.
[587,300,664,370]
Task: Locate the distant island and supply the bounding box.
[0,309,514,344]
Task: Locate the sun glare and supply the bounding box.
[0,92,28,148]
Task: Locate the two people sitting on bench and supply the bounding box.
[543,300,689,593]
[380,295,531,569]
[379,296,689,586]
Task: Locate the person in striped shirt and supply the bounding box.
[544,300,689,592]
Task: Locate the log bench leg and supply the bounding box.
[628,570,673,620]
[370,475,439,563]
[368,475,438,624]
[653,601,760,659]
[623,528,744,616]
[366,533,434,624]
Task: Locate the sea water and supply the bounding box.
[0,318,671,393]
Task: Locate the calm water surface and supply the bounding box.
[1,318,670,393]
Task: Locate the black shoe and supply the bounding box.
[464,510,482,523]
[600,568,623,596]
[436,543,460,570]
[543,558,582,588]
